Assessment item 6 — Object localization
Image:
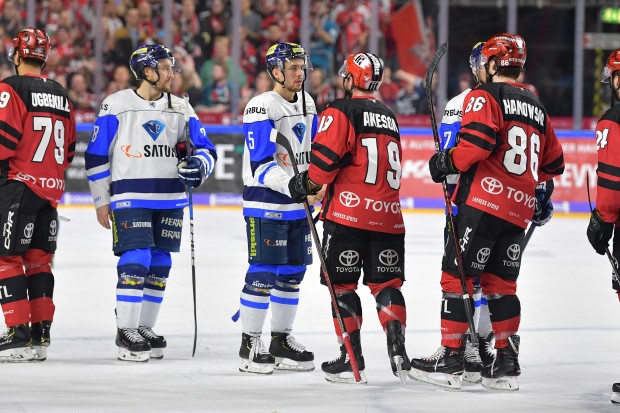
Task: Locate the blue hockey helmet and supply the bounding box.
[469,41,484,73]
[265,42,312,80]
[129,44,180,80]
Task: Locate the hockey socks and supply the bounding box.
[139,250,171,329]
[0,256,30,326]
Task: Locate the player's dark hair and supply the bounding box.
[496,66,522,79]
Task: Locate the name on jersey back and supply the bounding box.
[32,92,70,112]
[363,112,399,133]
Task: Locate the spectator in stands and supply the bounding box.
[112,8,145,67]
[307,68,335,114]
[38,0,64,37]
[113,65,132,90]
[197,62,232,114]
[0,0,22,38]
[178,0,205,65]
[199,0,230,61]
[309,0,338,74]
[257,21,281,72]
[334,0,370,61]
[68,72,97,111]
[239,24,258,86]
[379,66,402,108]
[199,35,247,91]
[241,0,262,48]
[261,0,300,44]
[239,70,273,113]
[136,0,156,42]
[172,46,203,106]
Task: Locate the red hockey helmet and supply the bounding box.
[10,27,50,63]
[480,33,526,69]
[602,48,620,83]
[338,53,384,91]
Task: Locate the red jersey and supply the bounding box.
[595,106,620,224]
[0,74,76,206]
[453,82,564,228]
[308,96,404,234]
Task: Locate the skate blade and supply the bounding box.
[481,376,519,391]
[32,345,47,362]
[462,371,482,384]
[612,393,620,404]
[117,348,150,362]
[324,371,368,384]
[239,358,274,375]
[392,356,409,386]
[274,357,315,372]
[407,368,462,390]
[150,348,164,359]
[0,347,35,363]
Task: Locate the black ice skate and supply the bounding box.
[0,324,34,362]
[239,333,275,375]
[269,332,314,372]
[462,333,483,384]
[385,320,411,385]
[138,326,167,359]
[479,332,496,369]
[408,346,464,389]
[321,331,367,384]
[612,383,620,404]
[116,328,151,362]
[481,335,520,391]
[30,321,52,361]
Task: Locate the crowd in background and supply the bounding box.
[0,0,441,118]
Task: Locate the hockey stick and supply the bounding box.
[523,224,536,250]
[275,132,363,383]
[586,172,620,281]
[183,95,198,357]
[426,43,478,345]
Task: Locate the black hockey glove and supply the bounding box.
[429,149,458,183]
[587,208,614,255]
[288,171,321,203]
[177,156,207,188]
[532,184,554,226]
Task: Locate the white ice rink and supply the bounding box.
[1,207,619,413]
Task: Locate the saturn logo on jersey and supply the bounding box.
[142,120,165,141]
[121,145,143,158]
[276,153,292,167]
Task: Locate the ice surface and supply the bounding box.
[1,207,618,413]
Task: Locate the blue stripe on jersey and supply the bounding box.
[243,207,306,220]
[88,169,110,181]
[117,295,142,303]
[240,297,270,309]
[310,114,318,142]
[189,117,217,154]
[112,198,188,210]
[258,162,277,184]
[243,185,296,205]
[111,178,185,196]
[244,119,277,162]
[439,121,461,150]
[250,157,274,176]
[84,152,109,169]
[270,296,299,305]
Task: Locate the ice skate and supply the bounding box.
[462,333,483,384]
[385,320,410,385]
[30,321,52,361]
[612,383,620,404]
[479,332,496,369]
[0,324,34,363]
[408,346,464,390]
[239,333,275,375]
[321,331,367,384]
[269,332,314,372]
[116,328,151,362]
[138,326,167,359]
[481,335,520,391]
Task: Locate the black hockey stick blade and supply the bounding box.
[425,42,448,101]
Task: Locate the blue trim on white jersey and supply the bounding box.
[244,120,277,162]
[439,121,461,150]
[111,178,185,196]
[242,207,307,220]
[112,198,188,210]
[88,170,110,181]
[243,186,296,205]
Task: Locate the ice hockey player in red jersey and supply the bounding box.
[408,33,564,391]
[289,52,410,384]
[587,47,620,404]
[0,28,76,362]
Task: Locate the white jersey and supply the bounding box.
[439,88,471,187]
[85,89,216,210]
[242,90,318,220]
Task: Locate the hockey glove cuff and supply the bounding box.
[532,185,554,226]
[288,170,321,203]
[587,208,613,255]
[429,149,458,183]
[178,156,207,188]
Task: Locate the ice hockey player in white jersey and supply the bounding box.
[236,42,321,374]
[85,44,216,362]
